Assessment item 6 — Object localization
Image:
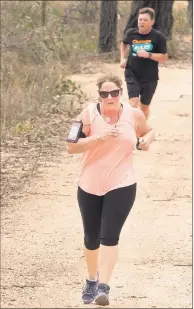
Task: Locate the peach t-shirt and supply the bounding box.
[77,103,137,196]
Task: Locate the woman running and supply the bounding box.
[66,74,155,306]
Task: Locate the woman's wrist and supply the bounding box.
[89,135,102,142]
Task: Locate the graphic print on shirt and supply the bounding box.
[132,39,153,56]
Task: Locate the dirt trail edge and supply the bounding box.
[1,63,192,308]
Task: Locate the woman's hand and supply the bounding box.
[137,137,150,151]
[99,128,120,141]
[132,108,155,151]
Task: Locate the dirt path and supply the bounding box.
[1,63,192,308]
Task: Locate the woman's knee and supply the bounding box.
[100,236,119,246]
[84,235,100,250]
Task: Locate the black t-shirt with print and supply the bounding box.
[122,28,167,82]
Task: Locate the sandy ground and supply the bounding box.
[1,63,192,308]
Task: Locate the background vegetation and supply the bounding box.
[1,1,192,204]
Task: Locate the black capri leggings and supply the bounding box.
[77,183,137,250]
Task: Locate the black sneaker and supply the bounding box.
[95,283,110,306]
[82,278,98,304]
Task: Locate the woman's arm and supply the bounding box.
[132,108,155,151]
[66,134,101,154]
[66,106,120,154]
[66,108,101,154]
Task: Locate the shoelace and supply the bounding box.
[83,281,96,296]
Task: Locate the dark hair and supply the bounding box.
[138,7,155,20]
[97,74,122,90]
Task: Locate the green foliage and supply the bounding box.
[12,122,33,135]
[1,1,98,66]
[54,78,86,100]
[1,1,94,139]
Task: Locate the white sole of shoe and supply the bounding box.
[95,293,109,306]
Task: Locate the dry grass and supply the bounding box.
[1,1,90,204]
[1,1,97,136]
[167,3,192,59]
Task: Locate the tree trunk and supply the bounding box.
[187,0,193,27]
[124,0,174,39]
[42,0,46,26]
[98,0,118,53]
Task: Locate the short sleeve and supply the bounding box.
[122,28,133,45]
[156,32,167,54]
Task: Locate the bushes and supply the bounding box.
[1,1,94,139]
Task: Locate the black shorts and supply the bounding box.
[125,74,158,105]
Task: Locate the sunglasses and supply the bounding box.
[99,89,120,98]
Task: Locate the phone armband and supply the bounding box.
[66,121,83,143]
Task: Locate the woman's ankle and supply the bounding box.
[88,271,99,281]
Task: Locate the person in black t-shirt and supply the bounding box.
[120,7,168,120]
